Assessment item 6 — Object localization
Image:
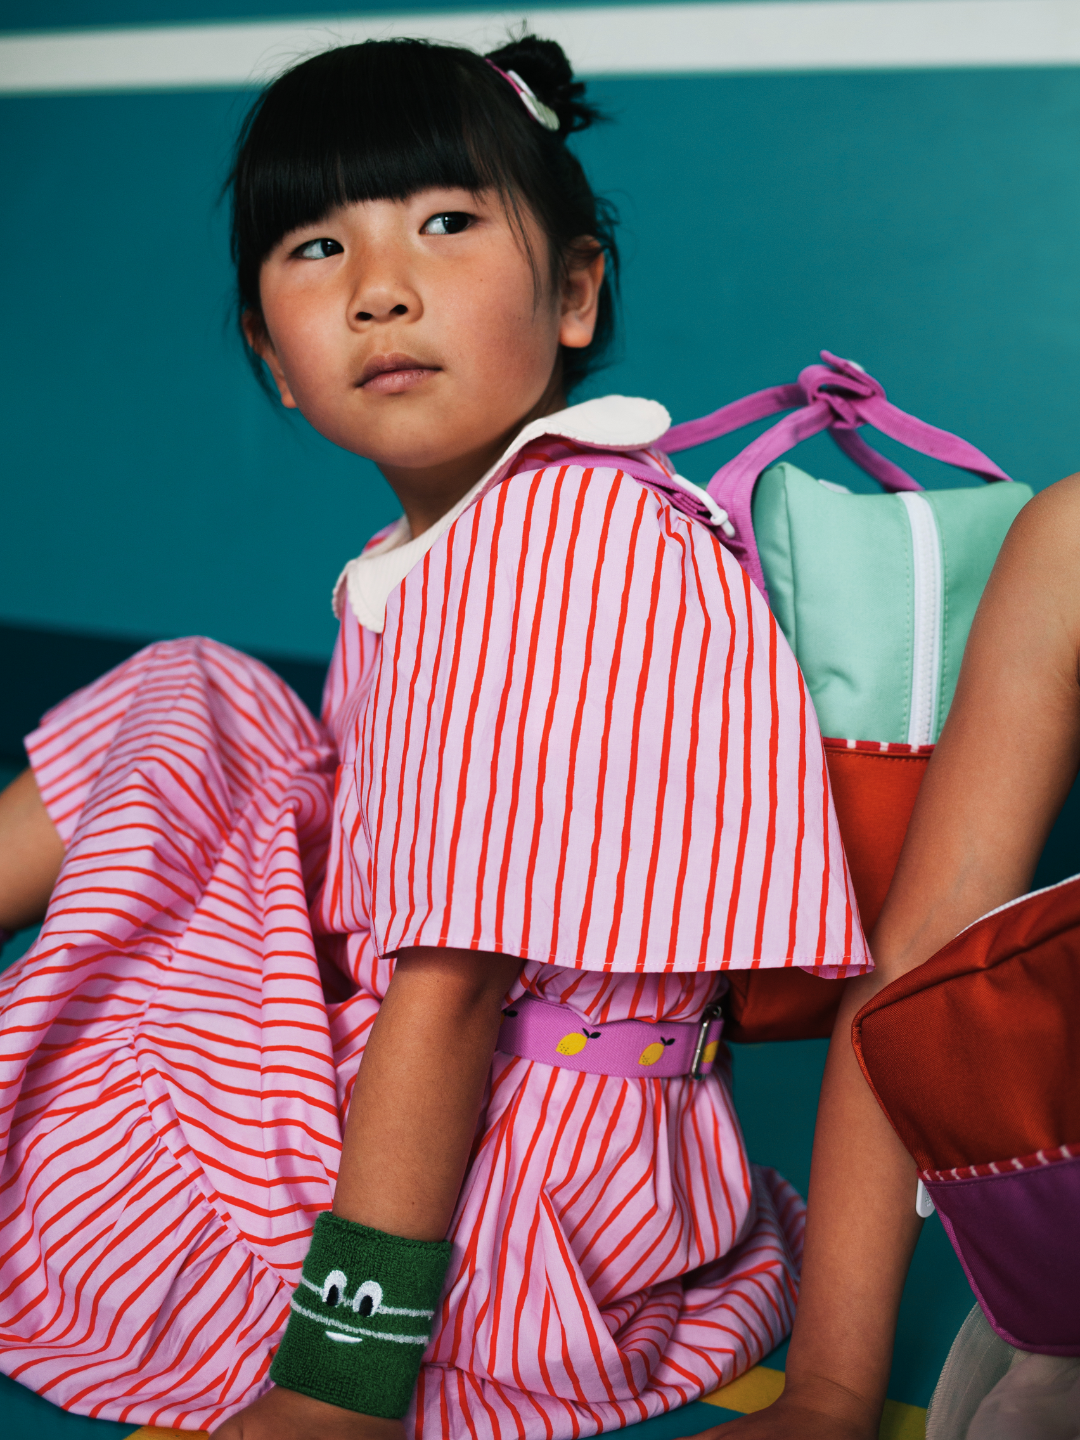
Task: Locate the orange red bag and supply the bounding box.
[723,740,931,1042]
[853,879,1080,1352]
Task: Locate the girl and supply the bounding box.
[0,37,868,1439]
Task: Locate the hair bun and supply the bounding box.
[485,34,600,135]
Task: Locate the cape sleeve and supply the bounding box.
[356,462,869,976]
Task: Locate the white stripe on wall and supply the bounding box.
[3,0,1080,95]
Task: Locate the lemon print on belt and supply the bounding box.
[638,1037,678,1066]
[556,1027,602,1056]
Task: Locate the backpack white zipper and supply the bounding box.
[898,492,943,746]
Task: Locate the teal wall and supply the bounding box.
[4,4,1080,661]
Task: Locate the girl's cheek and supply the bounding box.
[482,288,558,379]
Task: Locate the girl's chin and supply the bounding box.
[339,416,520,473]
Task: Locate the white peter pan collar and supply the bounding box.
[333,394,672,634]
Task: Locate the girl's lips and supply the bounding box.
[361,366,438,395]
[358,353,440,394]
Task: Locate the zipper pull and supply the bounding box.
[916,1179,935,1218]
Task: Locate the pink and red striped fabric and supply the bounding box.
[0,432,867,1434]
[328,442,867,978]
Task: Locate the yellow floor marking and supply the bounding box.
[702,1364,786,1413]
[879,1399,927,1440]
[702,1366,926,1438]
[126,1429,208,1440]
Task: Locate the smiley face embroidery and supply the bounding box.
[291,1269,432,1346]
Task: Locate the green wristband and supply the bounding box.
[270,1212,452,1418]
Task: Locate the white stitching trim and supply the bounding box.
[665,469,736,536]
[298,1276,434,1319]
[290,1297,429,1343]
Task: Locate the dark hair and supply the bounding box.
[229,34,618,393]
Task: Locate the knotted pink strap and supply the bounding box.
[661,352,1013,599]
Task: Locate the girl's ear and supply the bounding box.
[242,309,299,409]
[558,244,605,351]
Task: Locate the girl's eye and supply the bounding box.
[420,212,472,236]
[296,237,344,260]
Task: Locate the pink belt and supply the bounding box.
[496,995,724,1079]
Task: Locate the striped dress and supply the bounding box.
[0,396,869,1435]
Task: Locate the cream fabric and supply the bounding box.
[333,394,671,633]
[926,1303,1080,1440]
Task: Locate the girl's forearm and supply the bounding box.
[333,946,522,1240]
[780,974,922,1434]
[0,769,64,934]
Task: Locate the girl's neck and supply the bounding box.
[381,378,567,539]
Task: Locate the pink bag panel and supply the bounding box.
[925,1152,1080,1354]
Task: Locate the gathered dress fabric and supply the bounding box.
[0,407,869,1435]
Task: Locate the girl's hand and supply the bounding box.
[210,1385,405,1440]
[685,1390,875,1440]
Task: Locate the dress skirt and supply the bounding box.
[0,637,807,1435]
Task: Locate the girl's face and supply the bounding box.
[251,187,603,498]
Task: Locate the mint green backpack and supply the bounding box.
[658,353,1030,1038]
[753,464,1030,746]
[662,352,1031,746]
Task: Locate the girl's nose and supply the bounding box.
[349,276,420,326]
[355,299,408,322]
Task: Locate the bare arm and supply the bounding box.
[214,945,522,1440]
[0,768,64,934]
[869,477,1080,967]
[698,475,1080,1438]
[333,946,523,1239]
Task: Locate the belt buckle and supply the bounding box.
[690,1001,723,1080]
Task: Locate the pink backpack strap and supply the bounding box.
[515,450,735,537]
[661,352,1013,597]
